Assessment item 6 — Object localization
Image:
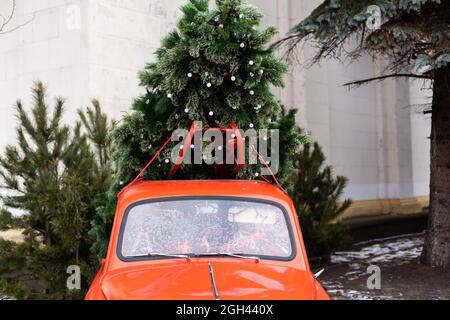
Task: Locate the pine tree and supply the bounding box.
[277,0,450,267]
[78,99,115,194]
[90,0,308,259]
[0,82,113,299]
[292,142,351,258]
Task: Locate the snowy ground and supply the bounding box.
[320,232,450,300]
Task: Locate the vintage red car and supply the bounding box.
[86,180,330,300]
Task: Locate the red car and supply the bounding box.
[86,180,330,300]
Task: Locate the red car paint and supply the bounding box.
[86,180,330,300]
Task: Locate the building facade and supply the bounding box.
[0,0,431,220]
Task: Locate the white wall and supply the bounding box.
[252,0,432,201]
[0,0,90,148]
[86,0,186,118]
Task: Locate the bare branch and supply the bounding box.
[0,0,16,33]
[343,73,434,89]
[0,0,33,35]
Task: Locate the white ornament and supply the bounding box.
[188,72,193,78]
[207,82,212,88]
[148,144,152,150]
[255,173,260,177]
[219,24,224,28]
[167,93,173,98]
[218,146,223,151]
[209,111,214,116]
[190,144,195,149]
[184,108,189,113]
[249,60,254,66]
[239,13,244,19]
[231,76,236,82]
[249,123,254,128]
[259,69,264,75]
[231,133,236,138]
[249,72,255,77]
[240,43,245,48]
[250,90,255,96]
[180,145,184,150]
[165,159,170,164]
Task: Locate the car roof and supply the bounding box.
[117,180,293,207]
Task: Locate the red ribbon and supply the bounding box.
[118,121,287,196]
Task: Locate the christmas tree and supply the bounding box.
[90,0,308,259]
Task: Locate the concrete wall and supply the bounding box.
[0,0,432,217]
[253,0,431,205]
[0,0,89,147]
[87,0,186,117]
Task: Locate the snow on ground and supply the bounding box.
[319,232,450,300]
[321,233,424,300]
[331,232,424,265]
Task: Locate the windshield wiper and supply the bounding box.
[193,252,260,263]
[133,252,191,261]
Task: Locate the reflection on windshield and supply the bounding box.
[121,199,293,259]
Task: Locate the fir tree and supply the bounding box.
[0,82,113,299]
[292,142,351,258]
[90,0,308,259]
[277,0,450,267]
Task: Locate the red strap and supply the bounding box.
[168,122,245,178]
[168,122,197,179]
[251,145,288,195]
[118,122,287,196]
[118,132,175,197]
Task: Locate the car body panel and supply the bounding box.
[86,180,330,300]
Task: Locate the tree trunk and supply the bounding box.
[422,65,450,267]
[44,219,52,247]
